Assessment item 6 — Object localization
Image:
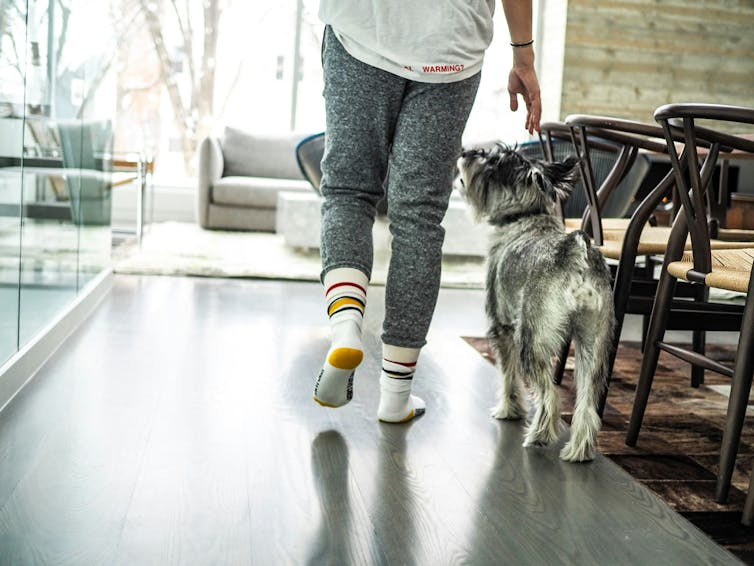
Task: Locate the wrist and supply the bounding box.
[512,48,535,68]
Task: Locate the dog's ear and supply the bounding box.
[538,156,581,201]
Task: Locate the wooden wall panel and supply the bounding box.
[560,0,754,130]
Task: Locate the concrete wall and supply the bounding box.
[560,0,754,128]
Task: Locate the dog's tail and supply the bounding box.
[559,231,594,273]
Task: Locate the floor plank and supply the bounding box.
[0,275,742,565]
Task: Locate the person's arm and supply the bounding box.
[501,0,542,133]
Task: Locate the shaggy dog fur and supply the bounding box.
[457,144,615,462]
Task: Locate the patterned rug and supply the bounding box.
[464,337,754,564]
[113,221,486,289]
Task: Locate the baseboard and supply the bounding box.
[0,269,113,414]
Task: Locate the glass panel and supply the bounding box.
[18,0,79,346]
[0,0,27,363]
[76,0,114,289]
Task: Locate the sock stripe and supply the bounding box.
[384,359,417,368]
[326,281,367,296]
[383,358,417,380]
[327,294,366,310]
[384,369,414,379]
[328,302,365,319]
[329,305,364,318]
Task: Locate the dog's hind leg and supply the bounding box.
[520,341,562,448]
[522,372,562,447]
[490,326,528,420]
[560,312,613,462]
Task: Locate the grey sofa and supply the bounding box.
[197,127,313,231]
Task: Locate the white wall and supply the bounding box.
[537,0,568,123]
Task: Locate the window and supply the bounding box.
[113,1,540,182]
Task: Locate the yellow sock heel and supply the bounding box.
[327,347,364,370]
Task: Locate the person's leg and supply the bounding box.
[314,26,406,407]
[378,73,482,422]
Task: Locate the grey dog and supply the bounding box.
[458,144,615,462]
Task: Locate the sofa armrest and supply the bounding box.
[197,136,224,228]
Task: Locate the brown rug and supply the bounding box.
[464,337,754,564]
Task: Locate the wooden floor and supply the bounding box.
[0,275,741,565]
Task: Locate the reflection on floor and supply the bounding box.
[0,276,742,564]
[467,336,754,563]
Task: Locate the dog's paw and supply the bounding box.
[521,437,549,448]
[490,402,526,420]
[522,422,561,448]
[559,441,596,463]
[522,431,553,448]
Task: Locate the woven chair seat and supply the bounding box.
[564,217,632,231]
[667,248,754,293]
[595,226,753,260]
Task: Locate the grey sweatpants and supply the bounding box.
[320,26,481,348]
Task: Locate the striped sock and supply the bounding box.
[377,345,426,423]
[314,268,368,408]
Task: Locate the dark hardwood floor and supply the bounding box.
[0,275,741,564]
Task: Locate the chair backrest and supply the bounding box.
[563,115,687,246]
[519,125,649,220]
[295,132,325,194]
[654,103,754,275]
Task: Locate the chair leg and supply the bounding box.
[553,339,570,385]
[641,314,650,353]
[600,257,636,417]
[640,257,660,354]
[598,320,622,418]
[716,295,754,503]
[742,464,754,526]
[691,286,709,388]
[626,271,678,446]
[691,330,706,387]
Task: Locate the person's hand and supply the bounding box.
[507,54,542,134]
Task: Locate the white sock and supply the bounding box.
[314,268,368,408]
[377,345,425,423]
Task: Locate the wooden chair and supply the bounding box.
[563,115,751,413]
[624,103,754,507]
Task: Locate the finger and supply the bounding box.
[529,95,542,133]
[509,91,518,112]
[524,108,534,134]
[523,100,534,134]
[524,101,532,134]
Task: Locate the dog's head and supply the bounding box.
[457,144,580,224]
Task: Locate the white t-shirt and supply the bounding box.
[319,0,496,83]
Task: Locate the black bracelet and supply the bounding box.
[510,39,534,48]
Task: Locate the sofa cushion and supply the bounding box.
[212,176,311,208]
[221,127,306,180]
